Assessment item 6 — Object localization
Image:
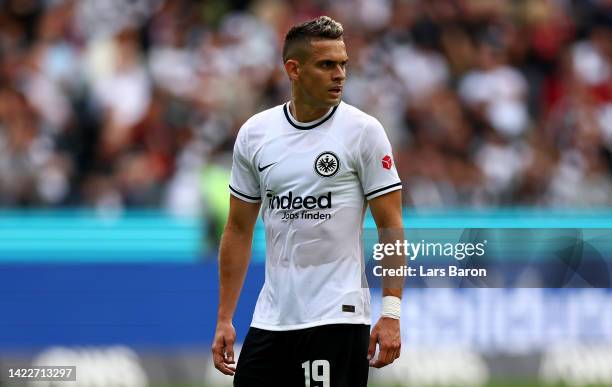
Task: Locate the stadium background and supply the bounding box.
[1,0,612,385]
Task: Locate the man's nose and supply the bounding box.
[332,65,346,81]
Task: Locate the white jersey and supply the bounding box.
[229,101,401,331]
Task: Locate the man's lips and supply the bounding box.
[329,86,343,93]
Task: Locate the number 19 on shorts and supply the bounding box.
[302,360,330,387]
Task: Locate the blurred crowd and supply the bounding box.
[1,0,612,213]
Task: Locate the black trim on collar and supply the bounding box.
[283,103,339,130]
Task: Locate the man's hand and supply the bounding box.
[368,317,401,368]
[212,320,237,375]
[213,196,260,376]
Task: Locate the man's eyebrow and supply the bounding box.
[316,59,349,64]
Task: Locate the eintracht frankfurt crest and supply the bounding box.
[314,151,340,177]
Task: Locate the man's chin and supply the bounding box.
[325,95,342,106]
[306,95,341,108]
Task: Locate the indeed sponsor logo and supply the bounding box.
[266,190,332,210]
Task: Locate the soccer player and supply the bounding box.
[212,15,404,386]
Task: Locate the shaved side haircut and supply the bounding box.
[282,16,344,63]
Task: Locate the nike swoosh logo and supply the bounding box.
[258,162,276,172]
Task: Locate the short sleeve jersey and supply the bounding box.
[230,101,402,330]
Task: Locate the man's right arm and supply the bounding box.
[212,195,261,376]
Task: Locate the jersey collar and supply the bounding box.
[283,101,339,130]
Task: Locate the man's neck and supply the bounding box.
[289,99,333,123]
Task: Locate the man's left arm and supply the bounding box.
[367,189,404,368]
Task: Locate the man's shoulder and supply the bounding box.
[338,101,380,129]
[340,101,378,126]
[241,104,285,132]
[235,104,284,149]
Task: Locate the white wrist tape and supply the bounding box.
[381,296,401,319]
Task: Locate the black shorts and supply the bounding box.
[234,323,370,387]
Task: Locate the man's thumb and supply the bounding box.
[367,331,377,361]
[225,337,235,363]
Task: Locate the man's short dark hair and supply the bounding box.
[282,16,344,62]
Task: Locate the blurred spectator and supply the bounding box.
[1,0,612,212]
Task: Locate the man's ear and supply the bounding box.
[284,59,299,81]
